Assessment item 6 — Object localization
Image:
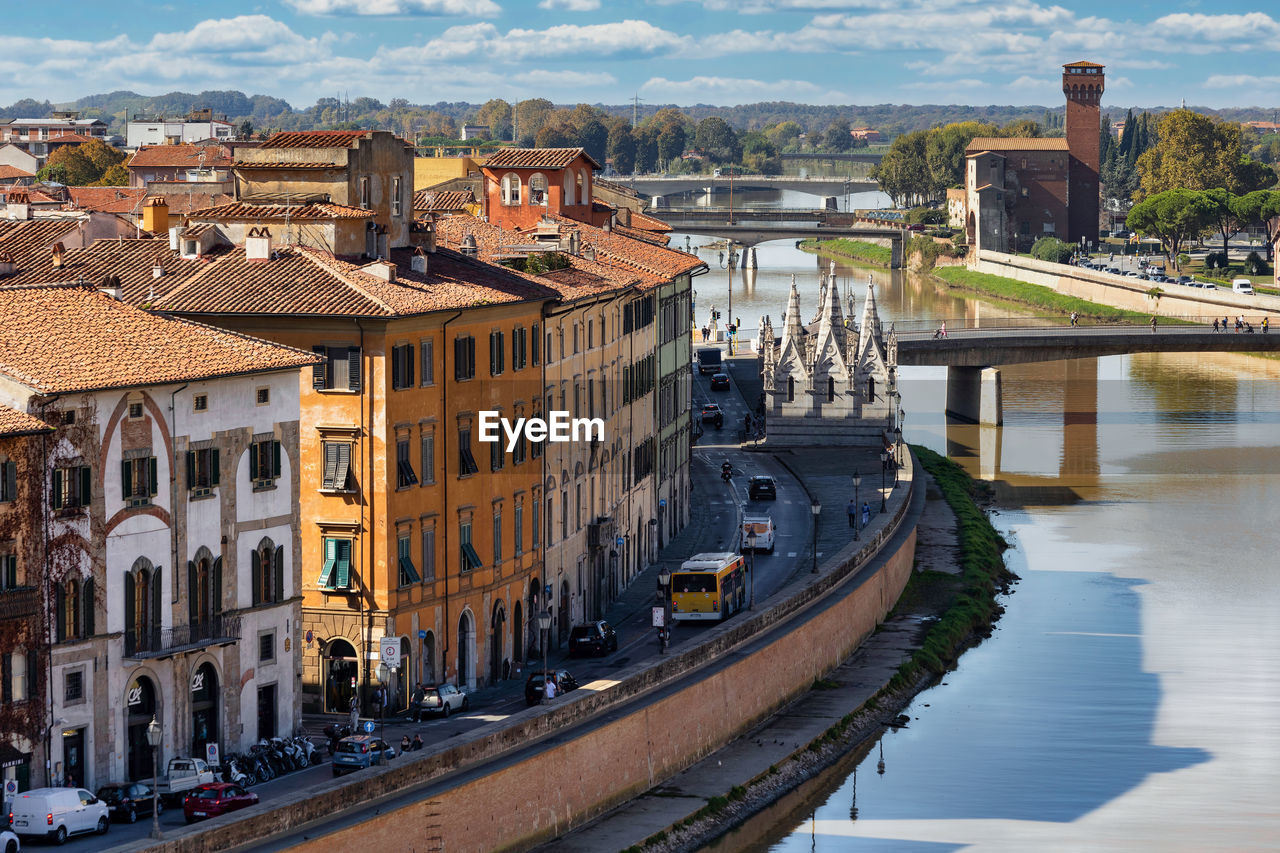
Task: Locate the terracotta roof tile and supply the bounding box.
[546,214,706,286]
[0,403,52,437]
[231,161,342,170]
[260,131,371,150]
[482,147,602,171]
[0,218,85,274]
[412,189,476,212]
[628,211,673,233]
[0,236,218,305]
[45,133,95,144]
[0,284,318,394]
[613,224,670,246]
[0,165,33,181]
[126,145,232,170]
[184,201,375,221]
[965,137,1070,152]
[1064,60,1104,68]
[66,186,148,214]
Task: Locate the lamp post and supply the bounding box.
[656,568,671,652]
[879,451,888,513]
[145,716,162,839]
[745,530,757,609]
[894,426,903,483]
[538,609,552,688]
[376,662,389,744]
[810,499,821,574]
[852,472,861,541]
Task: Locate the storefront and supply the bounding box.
[125,674,158,782]
[190,662,218,759]
[324,639,358,714]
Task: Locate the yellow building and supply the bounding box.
[414,151,487,192]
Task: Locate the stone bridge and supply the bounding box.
[631,175,879,198]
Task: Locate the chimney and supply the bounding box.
[360,260,397,281]
[0,251,13,277]
[51,242,65,270]
[142,196,169,235]
[425,216,437,253]
[152,256,164,279]
[99,274,122,301]
[168,225,181,252]
[245,226,272,262]
[460,233,478,258]
[583,244,596,262]
[410,246,428,275]
[7,191,30,221]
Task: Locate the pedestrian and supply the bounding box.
[400,735,412,753]
[410,682,425,722]
[1150,316,1157,333]
[940,320,947,338]
[348,694,359,733]
[411,733,424,751]
[543,673,557,703]
[1213,318,1219,333]
[1263,317,1270,334]
[861,502,870,527]
[847,499,857,529]
[1070,311,1078,328]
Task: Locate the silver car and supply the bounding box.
[421,683,469,718]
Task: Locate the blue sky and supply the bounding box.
[3,1,1280,109]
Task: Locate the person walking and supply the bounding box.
[1213,317,1220,333]
[348,693,360,733]
[1150,316,1158,333]
[940,320,947,338]
[543,673,557,703]
[847,499,857,529]
[1263,317,1270,334]
[1070,311,1079,328]
[861,502,871,527]
[410,682,425,723]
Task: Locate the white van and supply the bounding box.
[1231,278,1255,295]
[742,515,775,554]
[9,786,110,843]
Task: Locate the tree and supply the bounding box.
[37,146,97,185]
[657,124,686,169]
[513,98,554,146]
[740,131,779,173]
[694,116,739,164]
[94,163,129,187]
[764,121,803,152]
[1001,119,1042,138]
[576,118,609,167]
[238,119,254,139]
[873,129,934,207]
[1231,189,1280,261]
[634,125,659,174]
[78,139,125,176]
[925,121,999,196]
[606,123,636,175]
[476,99,513,141]
[1126,189,1213,268]
[1137,109,1276,196]
[1201,188,1245,259]
[823,119,852,152]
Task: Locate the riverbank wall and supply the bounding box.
[973,249,1280,319]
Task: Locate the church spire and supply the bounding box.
[859,274,881,342]
[783,274,804,345]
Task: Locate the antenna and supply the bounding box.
[631,93,646,128]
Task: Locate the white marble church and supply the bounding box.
[758,265,899,447]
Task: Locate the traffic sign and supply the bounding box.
[417,629,427,640]
[379,638,400,667]
[651,606,665,627]
[362,720,375,734]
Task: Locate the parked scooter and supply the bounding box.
[324,722,354,756]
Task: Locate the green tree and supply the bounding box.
[657,124,686,169]
[764,121,803,152]
[925,121,998,196]
[475,99,513,141]
[79,138,125,176]
[94,163,129,187]
[535,120,574,149]
[823,119,852,152]
[1200,188,1248,259]
[606,122,637,174]
[1137,109,1276,196]
[576,118,609,166]
[740,131,779,173]
[1126,189,1213,268]
[37,146,98,185]
[1001,119,1042,138]
[634,125,659,174]
[694,116,739,164]
[1230,189,1280,261]
[513,98,554,146]
[873,129,934,207]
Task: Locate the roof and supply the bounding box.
[0,236,211,302]
[412,189,477,212]
[184,200,375,221]
[44,133,95,145]
[1063,61,1104,68]
[612,224,670,246]
[126,145,232,170]
[547,214,705,284]
[66,186,148,214]
[0,218,85,272]
[482,147,602,171]
[0,166,34,181]
[260,131,371,150]
[628,211,674,233]
[230,161,340,170]
[0,403,52,437]
[965,137,1069,152]
[0,284,318,394]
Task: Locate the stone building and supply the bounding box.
[759,266,898,447]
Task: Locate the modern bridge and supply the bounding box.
[648,207,906,263]
[630,175,879,198]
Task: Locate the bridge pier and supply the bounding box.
[744,247,758,269]
[946,366,1002,425]
[891,238,903,270]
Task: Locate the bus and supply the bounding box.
[670,552,747,622]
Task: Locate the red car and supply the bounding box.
[183,782,258,823]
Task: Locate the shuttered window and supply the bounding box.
[312,346,362,391]
[421,527,436,581]
[318,538,352,589]
[396,438,417,488]
[121,455,158,505]
[420,339,434,386]
[397,534,419,586]
[458,428,479,476]
[391,344,415,390]
[489,331,505,376]
[420,433,435,484]
[454,336,476,381]
[322,442,352,491]
[0,460,16,502]
[249,439,282,487]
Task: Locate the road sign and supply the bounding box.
[205,743,220,768]
[379,638,400,667]
[4,779,16,797]
[651,606,665,627]
[363,720,375,734]
[417,629,427,640]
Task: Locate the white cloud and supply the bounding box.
[538,0,601,9]
[284,0,501,16]
[1150,12,1280,43]
[641,76,846,105]
[515,69,617,86]
[1204,74,1280,89]
[380,19,690,64]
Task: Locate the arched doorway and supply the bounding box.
[190,662,218,758]
[513,601,523,665]
[394,637,410,712]
[324,639,359,714]
[457,611,476,689]
[125,674,158,782]
[559,579,570,643]
[490,602,506,684]
[526,578,540,657]
[421,631,436,686]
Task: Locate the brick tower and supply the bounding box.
[1063,61,1104,245]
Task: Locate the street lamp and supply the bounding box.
[538,608,552,689]
[656,568,671,652]
[879,451,888,513]
[376,662,389,744]
[894,426,903,481]
[851,472,862,541]
[745,530,757,609]
[145,716,162,839]
[810,499,821,574]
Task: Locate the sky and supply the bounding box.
[3,0,1280,110]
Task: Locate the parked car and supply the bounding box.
[420,683,468,718]
[525,669,580,707]
[700,403,722,423]
[568,621,618,657]
[96,782,162,824]
[152,757,216,804]
[1199,282,1218,291]
[331,735,396,776]
[0,826,17,853]
[1232,278,1255,295]
[182,783,258,823]
[748,475,777,500]
[1177,275,1193,285]
[8,787,108,844]
[709,372,730,391]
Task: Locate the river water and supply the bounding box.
[673,196,1280,851]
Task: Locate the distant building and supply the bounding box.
[946,187,967,229]
[125,109,235,149]
[459,125,490,141]
[1243,120,1280,134]
[0,113,108,169]
[850,127,882,142]
[125,143,233,189]
[0,146,39,177]
[965,61,1103,253]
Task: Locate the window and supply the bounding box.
[193,394,208,412]
[489,331,505,376]
[391,343,416,390]
[321,442,353,491]
[121,455,158,506]
[396,438,418,488]
[420,339,435,386]
[56,579,80,642]
[127,402,143,420]
[532,324,540,366]
[397,533,419,586]
[529,173,548,206]
[52,465,91,510]
[560,488,568,539]
[0,459,15,502]
[392,176,402,217]
[787,376,795,403]
[312,346,362,392]
[360,176,370,209]
[0,554,15,589]
[317,537,352,590]
[514,503,523,556]
[532,499,540,549]
[492,509,502,563]
[124,562,160,655]
[573,323,580,354]
[259,632,275,663]
[64,669,83,703]
[454,336,476,381]
[252,541,284,606]
[512,327,527,371]
[421,526,436,581]
[250,439,282,488]
[501,173,521,205]
[256,387,270,406]
[564,170,576,205]
[545,496,553,545]
[459,521,482,571]
[490,436,503,472]
[458,428,479,476]
[186,447,220,495]
[420,433,435,484]
[587,319,593,349]
[827,375,835,403]
[512,432,526,465]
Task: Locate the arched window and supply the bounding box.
[188,548,222,641]
[501,173,521,206]
[252,537,285,606]
[576,171,586,205]
[867,376,876,402]
[124,558,160,656]
[529,173,548,206]
[786,376,795,403]
[827,375,836,403]
[563,170,576,205]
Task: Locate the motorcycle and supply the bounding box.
[324,722,353,756]
[225,755,256,788]
[721,462,732,483]
[294,734,321,766]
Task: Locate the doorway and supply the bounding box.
[324,639,358,714]
[125,675,157,782]
[190,662,218,758]
[61,729,84,787]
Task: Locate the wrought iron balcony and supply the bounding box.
[0,587,38,621]
[124,614,241,658]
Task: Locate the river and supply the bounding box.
[670,205,1280,851]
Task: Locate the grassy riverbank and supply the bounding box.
[932,266,1183,324]
[800,237,892,266]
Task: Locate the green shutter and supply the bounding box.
[121,459,132,500]
[51,468,63,509]
[251,548,262,604]
[347,347,362,392]
[79,466,91,504]
[148,457,158,496]
[83,578,95,636]
[187,561,198,624]
[210,448,220,486]
[399,555,420,584]
[55,583,66,641]
[249,444,259,481]
[406,344,414,386]
[124,571,135,641]
[322,443,339,489]
[334,539,351,588]
[312,347,327,389]
[274,545,285,601]
[212,557,222,617]
[317,538,336,587]
[272,441,282,478]
[151,568,161,638]
[186,451,195,490]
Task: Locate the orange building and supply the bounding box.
[481,147,611,231]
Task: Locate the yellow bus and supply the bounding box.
[670,552,747,622]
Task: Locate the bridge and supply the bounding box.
[647,207,906,263]
[630,175,879,199]
[892,319,1280,423]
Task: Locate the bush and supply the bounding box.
[906,206,946,225]
[1204,251,1228,270]
[1245,251,1268,275]
[1177,253,1190,267]
[1030,237,1075,264]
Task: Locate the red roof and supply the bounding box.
[482,147,602,171]
[629,211,673,233]
[413,189,477,212]
[45,133,95,145]
[0,404,53,437]
[185,201,375,221]
[260,131,371,150]
[127,145,232,170]
[66,186,148,214]
[0,165,34,181]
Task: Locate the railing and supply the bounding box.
[125,614,241,658]
[0,587,38,621]
[890,316,1222,336]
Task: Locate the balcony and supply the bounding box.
[587,517,614,550]
[124,614,241,658]
[0,587,38,621]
